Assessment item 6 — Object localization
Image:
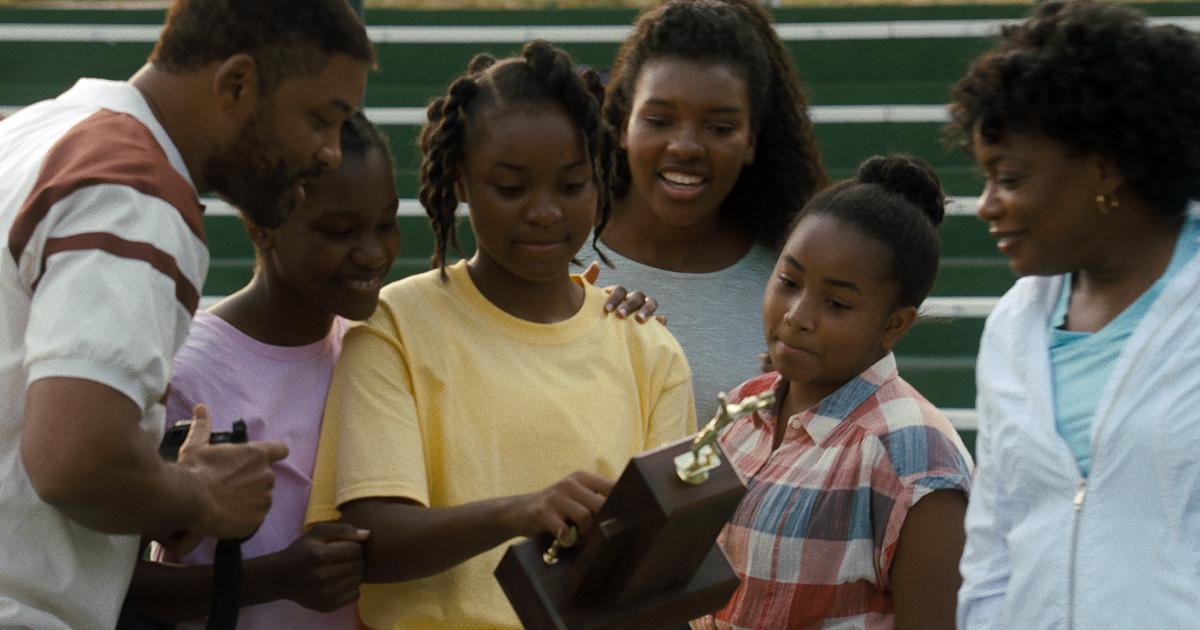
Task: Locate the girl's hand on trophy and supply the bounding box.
[512,471,613,539]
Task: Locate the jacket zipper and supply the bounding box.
[1067,478,1087,630]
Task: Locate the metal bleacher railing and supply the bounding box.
[5,3,1199,449]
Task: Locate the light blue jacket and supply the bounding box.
[959,222,1200,629]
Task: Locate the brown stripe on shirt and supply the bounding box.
[40,232,200,314]
[8,108,205,265]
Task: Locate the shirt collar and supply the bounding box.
[788,352,898,444]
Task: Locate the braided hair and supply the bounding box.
[418,40,614,274]
[604,0,828,250]
[793,154,945,309]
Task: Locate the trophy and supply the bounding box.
[495,391,775,630]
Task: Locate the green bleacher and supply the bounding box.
[6,3,1198,451]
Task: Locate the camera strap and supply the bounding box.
[206,539,243,630]
[203,420,250,630]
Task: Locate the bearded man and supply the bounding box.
[0,1,374,628]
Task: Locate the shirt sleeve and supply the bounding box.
[165,357,198,428]
[306,307,429,527]
[23,184,205,415]
[644,337,694,451]
[872,398,973,584]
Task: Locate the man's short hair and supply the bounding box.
[150,0,375,95]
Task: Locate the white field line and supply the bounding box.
[2,17,1198,43]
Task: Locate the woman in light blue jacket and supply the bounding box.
[947,1,1200,628]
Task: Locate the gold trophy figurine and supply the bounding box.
[674,390,777,485]
[495,388,776,630]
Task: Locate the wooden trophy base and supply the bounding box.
[496,536,737,630]
[495,436,747,630]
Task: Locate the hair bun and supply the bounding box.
[467,53,497,75]
[857,154,946,226]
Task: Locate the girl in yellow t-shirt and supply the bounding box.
[305,41,695,630]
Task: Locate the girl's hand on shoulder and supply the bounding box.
[269,522,370,612]
[504,470,614,540]
[583,261,667,325]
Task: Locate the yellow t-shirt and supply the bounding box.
[306,260,694,630]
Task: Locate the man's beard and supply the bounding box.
[203,106,322,229]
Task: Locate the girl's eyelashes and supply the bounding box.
[494,184,524,197]
[561,180,590,195]
[320,227,356,238]
[996,174,1022,188]
[642,115,672,128]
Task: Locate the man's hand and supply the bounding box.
[176,405,288,541]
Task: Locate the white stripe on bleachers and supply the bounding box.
[943,408,978,432]
[203,197,428,217]
[947,196,979,216]
[201,196,980,219]
[810,104,949,124]
[3,103,950,125]
[362,104,952,126]
[0,23,161,41]
[2,17,1198,43]
[920,296,998,319]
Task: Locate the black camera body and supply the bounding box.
[158,419,248,462]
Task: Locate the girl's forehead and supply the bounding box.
[635,57,749,89]
[787,213,892,272]
[287,149,397,219]
[629,57,753,114]
[467,103,575,145]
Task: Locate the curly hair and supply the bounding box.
[418,40,614,274]
[150,0,374,97]
[795,155,945,309]
[604,0,829,250]
[946,0,1200,216]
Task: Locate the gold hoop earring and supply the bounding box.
[1096,192,1119,214]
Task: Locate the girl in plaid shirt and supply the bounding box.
[694,155,973,630]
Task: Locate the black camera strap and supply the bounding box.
[205,420,251,630]
[206,539,243,630]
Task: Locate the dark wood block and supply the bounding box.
[495,534,739,630]
[495,436,748,630]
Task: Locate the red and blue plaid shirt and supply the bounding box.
[695,353,973,630]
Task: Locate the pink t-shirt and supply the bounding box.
[165,310,352,630]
